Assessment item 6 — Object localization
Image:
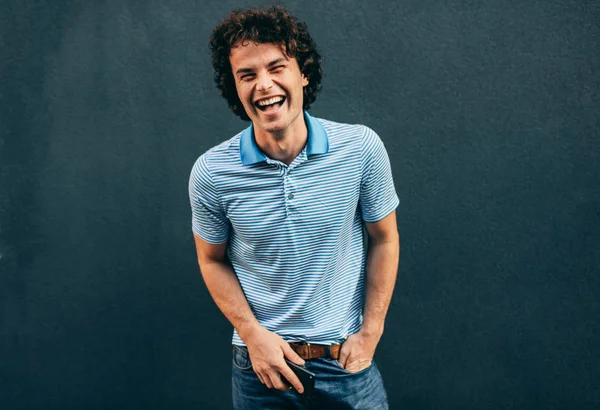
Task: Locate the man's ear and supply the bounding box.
[302,74,309,87]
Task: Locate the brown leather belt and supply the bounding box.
[289,342,341,360]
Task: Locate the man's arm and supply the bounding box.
[338,211,400,372]
[193,234,306,392]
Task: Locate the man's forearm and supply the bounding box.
[361,233,400,338]
[338,229,399,371]
[199,260,261,340]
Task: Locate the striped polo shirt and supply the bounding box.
[189,111,399,346]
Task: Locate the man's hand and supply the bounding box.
[338,330,381,373]
[242,325,306,392]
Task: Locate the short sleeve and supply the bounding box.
[188,154,230,244]
[359,126,400,222]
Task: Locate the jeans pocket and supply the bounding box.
[232,345,253,371]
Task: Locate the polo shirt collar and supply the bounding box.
[240,111,329,166]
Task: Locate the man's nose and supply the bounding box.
[256,72,273,92]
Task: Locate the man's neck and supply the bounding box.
[254,117,308,166]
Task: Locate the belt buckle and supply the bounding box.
[292,340,313,360]
[305,341,311,360]
[294,340,311,360]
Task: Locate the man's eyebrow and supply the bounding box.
[235,67,254,75]
[235,58,288,75]
[267,58,288,67]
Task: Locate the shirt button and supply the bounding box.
[288,193,294,200]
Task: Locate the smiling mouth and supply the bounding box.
[255,96,286,112]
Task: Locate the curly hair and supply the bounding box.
[209,6,323,121]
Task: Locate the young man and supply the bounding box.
[189,6,399,409]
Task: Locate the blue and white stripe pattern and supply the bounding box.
[189,112,399,345]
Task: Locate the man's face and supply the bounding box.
[229,42,309,135]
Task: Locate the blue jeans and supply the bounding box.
[232,345,388,409]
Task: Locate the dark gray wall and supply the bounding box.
[1,0,599,409]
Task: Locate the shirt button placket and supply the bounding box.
[283,167,291,217]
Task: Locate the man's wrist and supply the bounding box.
[236,320,263,343]
[359,322,384,340]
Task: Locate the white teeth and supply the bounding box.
[257,96,284,106]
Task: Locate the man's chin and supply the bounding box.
[254,117,286,134]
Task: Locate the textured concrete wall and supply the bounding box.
[1,0,599,408]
